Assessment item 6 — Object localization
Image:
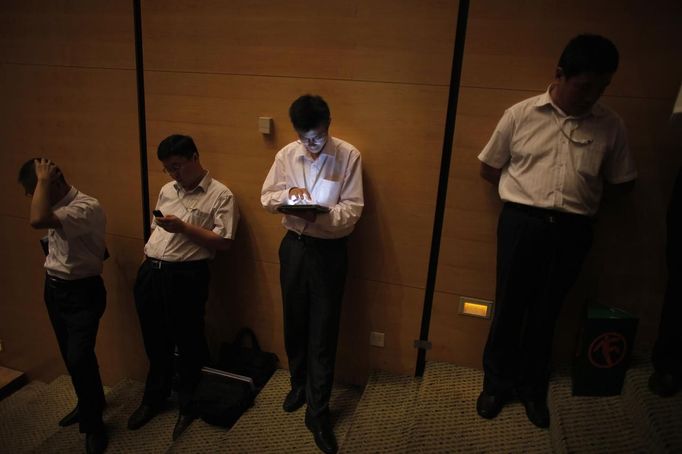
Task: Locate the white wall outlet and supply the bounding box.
[369,331,385,347]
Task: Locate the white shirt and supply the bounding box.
[478,89,637,216]
[144,172,239,261]
[261,136,364,239]
[46,186,106,280]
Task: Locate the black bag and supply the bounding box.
[192,369,255,428]
[218,327,279,391]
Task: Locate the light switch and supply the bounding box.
[258,116,273,134]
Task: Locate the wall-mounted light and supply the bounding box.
[458,296,494,319]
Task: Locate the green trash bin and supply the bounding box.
[572,304,638,396]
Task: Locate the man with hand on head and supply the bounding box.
[261,94,364,454]
[18,158,108,454]
[476,34,637,429]
[127,135,239,440]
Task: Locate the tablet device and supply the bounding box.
[277,204,330,214]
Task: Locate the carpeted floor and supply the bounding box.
[1,357,681,453]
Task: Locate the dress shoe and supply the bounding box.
[172,412,196,441]
[521,398,550,428]
[59,405,79,427]
[476,390,506,419]
[127,403,159,430]
[648,371,681,397]
[282,387,306,412]
[305,411,337,454]
[85,430,108,454]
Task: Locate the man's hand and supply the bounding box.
[289,187,312,204]
[34,158,61,183]
[155,214,187,233]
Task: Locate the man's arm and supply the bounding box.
[29,159,62,229]
[154,216,232,251]
[480,162,502,186]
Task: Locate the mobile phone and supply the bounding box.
[152,210,164,217]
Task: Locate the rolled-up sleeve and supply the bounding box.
[212,193,239,239]
[478,109,514,169]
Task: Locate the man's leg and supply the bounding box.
[279,232,310,409]
[167,262,210,440]
[482,206,542,397]
[131,261,174,422]
[44,277,106,434]
[304,236,347,454]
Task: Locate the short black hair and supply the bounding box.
[558,34,619,78]
[289,94,331,132]
[17,158,65,193]
[157,134,198,161]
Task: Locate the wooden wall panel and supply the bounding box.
[141,0,458,85]
[0,0,134,68]
[0,65,141,239]
[431,0,682,369]
[0,1,140,386]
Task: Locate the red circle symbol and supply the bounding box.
[588,332,627,368]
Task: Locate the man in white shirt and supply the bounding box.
[261,95,363,454]
[18,158,108,454]
[127,135,239,440]
[477,35,637,428]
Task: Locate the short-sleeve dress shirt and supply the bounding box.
[45,186,106,280]
[261,136,364,239]
[144,172,239,261]
[478,89,637,216]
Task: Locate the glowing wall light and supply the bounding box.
[458,296,494,319]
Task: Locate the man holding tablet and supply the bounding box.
[261,94,364,454]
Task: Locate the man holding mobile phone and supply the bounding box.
[127,135,239,440]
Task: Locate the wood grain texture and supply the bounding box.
[141,0,459,85]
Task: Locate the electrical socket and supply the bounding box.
[369,331,385,347]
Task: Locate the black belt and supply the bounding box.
[505,202,593,225]
[145,258,208,271]
[46,274,101,287]
[285,230,347,244]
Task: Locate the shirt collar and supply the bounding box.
[535,85,606,118]
[296,137,334,162]
[174,171,211,194]
[53,186,77,209]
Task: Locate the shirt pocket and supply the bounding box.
[312,178,342,207]
[188,209,212,229]
[576,141,605,178]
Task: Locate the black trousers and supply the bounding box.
[483,203,593,399]
[134,259,210,413]
[44,274,106,434]
[652,166,682,376]
[279,230,347,417]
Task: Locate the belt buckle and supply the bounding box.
[150,259,162,270]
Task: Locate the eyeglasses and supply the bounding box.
[297,130,328,145]
[162,159,192,175]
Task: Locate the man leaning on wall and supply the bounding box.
[127,135,239,440]
[476,34,637,429]
[18,158,109,454]
[261,94,364,454]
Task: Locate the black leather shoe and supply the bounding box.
[85,430,108,454]
[283,387,306,412]
[648,371,681,397]
[476,390,506,419]
[305,411,337,454]
[59,406,79,427]
[172,413,196,441]
[127,404,159,430]
[522,399,550,428]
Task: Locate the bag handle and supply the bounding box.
[232,327,261,351]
